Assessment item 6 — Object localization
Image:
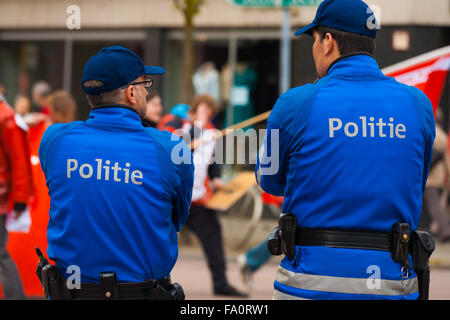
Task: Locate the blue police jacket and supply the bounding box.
[257,54,436,299]
[39,105,194,283]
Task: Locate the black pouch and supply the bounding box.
[410,231,435,271]
[391,222,411,269]
[279,214,297,260]
[100,272,119,299]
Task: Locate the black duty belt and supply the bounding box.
[69,272,184,300]
[69,274,177,300]
[295,228,392,251]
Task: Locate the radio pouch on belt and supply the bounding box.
[411,231,435,300]
[279,214,297,260]
[391,222,411,270]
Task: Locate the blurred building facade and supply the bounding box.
[0,0,449,123]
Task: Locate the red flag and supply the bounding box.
[382,46,450,117]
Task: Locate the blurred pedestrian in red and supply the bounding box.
[13,94,31,117]
[6,90,76,298]
[0,83,33,299]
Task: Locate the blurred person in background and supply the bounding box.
[47,90,77,124]
[13,94,31,117]
[238,193,284,291]
[142,91,163,128]
[423,124,450,242]
[14,93,49,129]
[4,90,77,298]
[31,81,52,115]
[176,94,247,297]
[157,103,189,133]
[0,83,33,299]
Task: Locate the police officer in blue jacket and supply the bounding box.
[38,46,194,300]
[258,0,436,300]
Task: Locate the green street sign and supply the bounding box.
[227,0,321,7]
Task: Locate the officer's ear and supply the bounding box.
[125,85,138,105]
[322,32,336,57]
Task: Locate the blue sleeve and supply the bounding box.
[404,86,436,192]
[256,84,317,196]
[169,135,194,231]
[145,128,194,231]
[416,90,436,192]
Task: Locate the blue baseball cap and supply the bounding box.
[294,0,377,38]
[81,46,166,95]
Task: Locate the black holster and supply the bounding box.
[39,264,72,300]
[390,223,435,300]
[267,214,297,259]
[410,230,435,300]
[278,214,297,259]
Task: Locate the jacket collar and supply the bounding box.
[88,104,143,128]
[326,53,385,78]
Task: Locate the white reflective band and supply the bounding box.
[276,266,418,296]
[273,289,311,300]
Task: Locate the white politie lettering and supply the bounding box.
[66,158,143,185]
[329,116,406,139]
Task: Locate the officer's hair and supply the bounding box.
[315,26,376,56]
[83,80,124,108]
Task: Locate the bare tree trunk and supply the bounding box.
[174,0,204,103]
[182,18,195,103]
